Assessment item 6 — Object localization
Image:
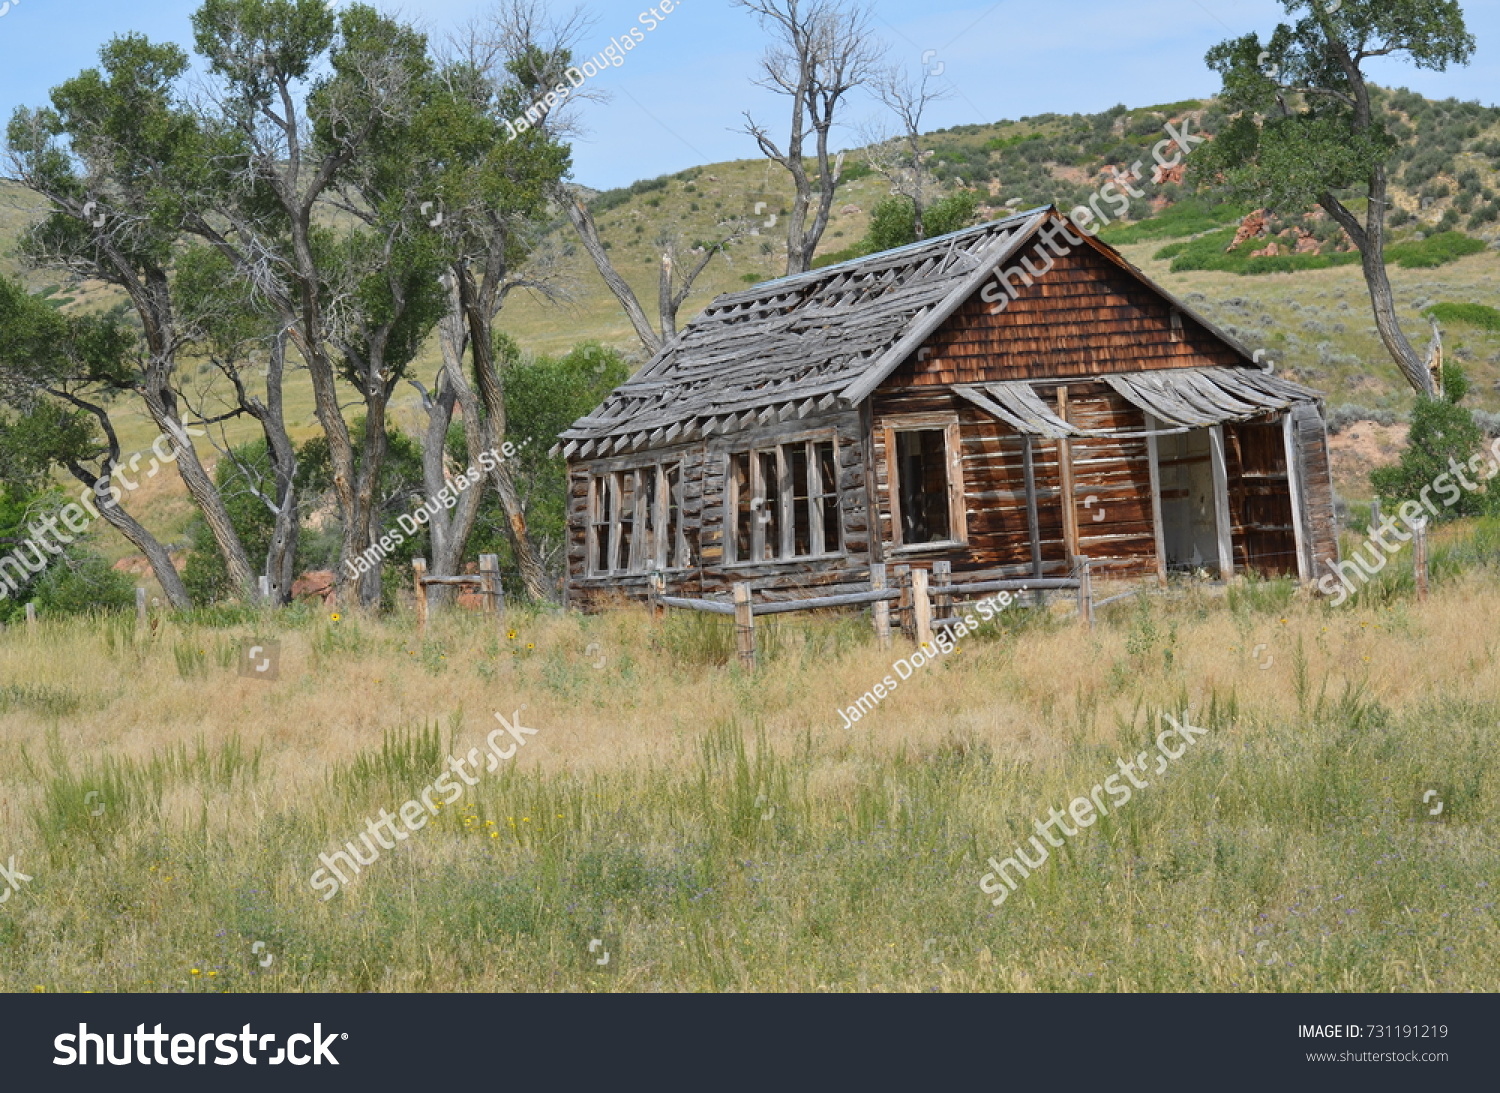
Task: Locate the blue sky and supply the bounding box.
[1,0,1496,191]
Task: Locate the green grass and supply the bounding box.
[1099,199,1250,246]
[1424,302,1500,332]
[1385,231,1489,269]
[1160,226,1489,276]
[2,674,1496,991]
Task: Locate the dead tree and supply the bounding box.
[864,63,951,241]
[735,0,884,275]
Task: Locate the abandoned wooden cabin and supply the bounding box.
[557,205,1340,605]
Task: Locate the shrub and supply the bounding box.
[1369,365,1498,522]
[858,191,981,256]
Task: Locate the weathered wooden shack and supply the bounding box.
[558,206,1339,604]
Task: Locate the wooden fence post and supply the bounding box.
[413,558,429,634]
[869,564,891,650]
[932,560,952,630]
[136,587,147,630]
[893,563,913,640]
[733,583,756,671]
[1075,555,1094,628]
[25,602,36,631]
[1369,496,1382,536]
[478,554,504,626]
[649,573,666,622]
[1414,524,1429,602]
[257,575,270,603]
[911,568,934,650]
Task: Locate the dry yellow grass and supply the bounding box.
[1,552,1497,992]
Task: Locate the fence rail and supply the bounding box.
[412,554,505,634]
[649,560,1095,670]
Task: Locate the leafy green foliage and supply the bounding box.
[820,191,983,267]
[0,483,133,623]
[503,339,631,556]
[1370,365,1498,522]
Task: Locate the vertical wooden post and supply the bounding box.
[1209,425,1235,580]
[1282,411,1312,584]
[649,572,666,622]
[1414,523,1429,602]
[136,587,147,630]
[413,558,429,634]
[932,560,952,630]
[1144,413,1169,587]
[893,563,913,639]
[258,575,270,603]
[25,602,37,631]
[478,554,504,627]
[733,582,756,671]
[1075,555,1094,628]
[1056,388,1080,563]
[911,568,934,651]
[1369,497,1382,536]
[1021,436,1044,586]
[869,563,892,650]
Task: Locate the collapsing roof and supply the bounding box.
[557,206,1285,460]
[953,367,1324,440]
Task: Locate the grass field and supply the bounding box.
[2,518,1497,993]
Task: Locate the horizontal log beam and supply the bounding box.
[658,595,737,615]
[751,589,900,615]
[941,577,1079,595]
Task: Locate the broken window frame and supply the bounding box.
[725,434,843,565]
[585,462,690,576]
[884,414,968,552]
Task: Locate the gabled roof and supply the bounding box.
[557,206,1262,460]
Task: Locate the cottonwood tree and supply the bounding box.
[1196,0,1475,396]
[0,278,193,606]
[736,0,884,275]
[406,19,581,599]
[4,35,262,599]
[188,0,448,607]
[863,63,950,242]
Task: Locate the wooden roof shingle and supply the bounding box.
[559,207,1053,455]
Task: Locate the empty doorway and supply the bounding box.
[1156,427,1224,574]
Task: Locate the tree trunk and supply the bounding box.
[351,387,390,609]
[141,391,260,599]
[459,279,554,602]
[561,192,662,355]
[68,463,191,608]
[259,332,300,605]
[415,309,488,602]
[1321,180,1434,397]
